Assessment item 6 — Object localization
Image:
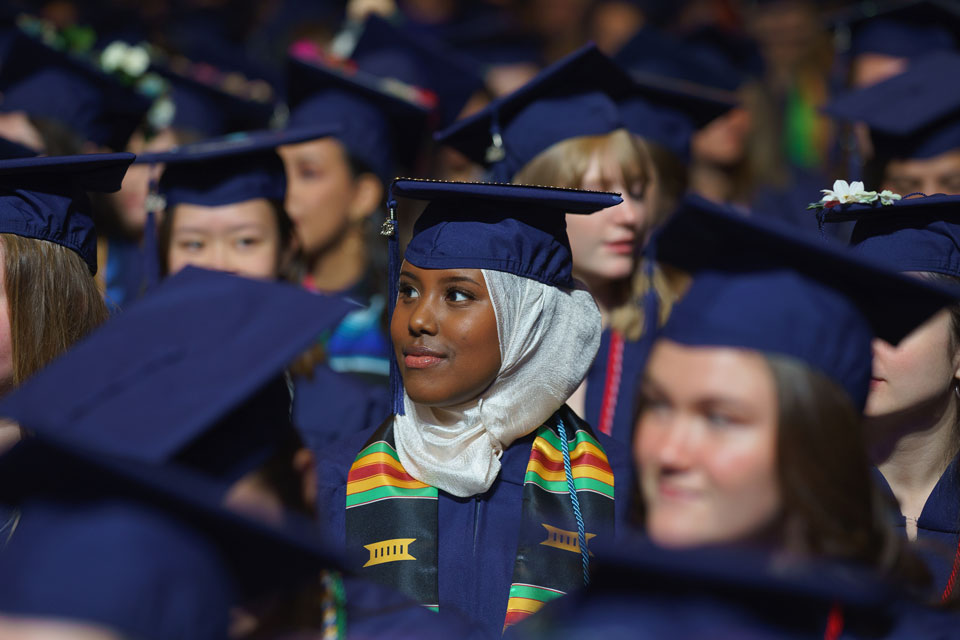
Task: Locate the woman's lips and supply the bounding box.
[870,377,885,389]
[605,240,636,255]
[403,346,447,370]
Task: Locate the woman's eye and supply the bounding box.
[298,165,323,180]
[176,239,203,251]
[235,236,262,249]
[447,288,474,302]
[628,182,646,200]
[706,412,735,427]
[398,283,419,299]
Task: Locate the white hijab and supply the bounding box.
[393,269,602,497]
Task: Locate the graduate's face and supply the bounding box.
[279,138,380,256]
[882,151,960,197]
[567,149,651,285]
[392,263,501,407]
[166,199,283,280]
[109,128,177,236]
[636,340,782,548]
[691,107,752,168]
[866,309,960,419]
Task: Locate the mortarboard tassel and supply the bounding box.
[141,171,163,292]
[382,190,405,416]
[637,242,661,367]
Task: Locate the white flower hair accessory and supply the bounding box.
[809,180,902,210]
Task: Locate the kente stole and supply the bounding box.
[344,407,615,631]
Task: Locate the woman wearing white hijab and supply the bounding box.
[314,180,633,638]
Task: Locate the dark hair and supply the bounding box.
[766,354,929,590]
[157,199,295,278]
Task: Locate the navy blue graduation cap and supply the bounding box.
[0,152,133,274]
[285,44,434,183]
[0,436,346,640]
[832,0,960,59]
[0,266,354,481]
[647,194,960,410]
[515,537,911,639]
[434,45,633,182]
[136,124,340,208]
[152,57,277,138]
[818,193,960,277]
[0,31,151,150]
[384,178,622,413]
[615,25,745,93]
[409,6,542,68]
[824,50,960,159]
[351,15,485,128]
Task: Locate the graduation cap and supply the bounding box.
[615,25,745,93]
[647,194,960,410]
[0,31,152,150]
[151,56,277,138]
[351,15,485,128]
[409,6,543,68]
[285,43,434,183]
[818,193,960,277]
[383,178,621,413]
[831,0,960,59]
[0,152,133,274]
[823,50,960,160]
[0,436,345,640]
[520,537,911,639]
[434,45,633,182]
[136,124,340,208]
[0,266,355,481]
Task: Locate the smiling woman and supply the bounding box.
[392,266,501,407]
[314,180,635,638]
[629,194,960,599]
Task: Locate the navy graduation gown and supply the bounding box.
[293,364,390,449]
[344,575,486,640]
[293,275,391,448]
[315,412,635,640]
[583,328,652,445]
[873,457,960,598]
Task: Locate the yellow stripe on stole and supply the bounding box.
[532,439,609,464]
[346,474,431,495]
[526,459,615,485]
[506,597,548,615]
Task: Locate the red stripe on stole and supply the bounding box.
[347,461,419,484]
[528,447,611,474]
[503,610,532,630]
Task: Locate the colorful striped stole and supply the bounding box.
[344,406,616,633]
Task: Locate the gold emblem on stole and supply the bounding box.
[539,524,596,554]
[363,538,417,567]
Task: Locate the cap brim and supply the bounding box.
[651,195,960,345]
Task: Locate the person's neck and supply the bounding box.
[575,271,630,328]
[306,226,368,293]
[868,392,960,528]
[689,161,737,205]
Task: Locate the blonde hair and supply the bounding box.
[512,129,687,338]
[3,234,108,385]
